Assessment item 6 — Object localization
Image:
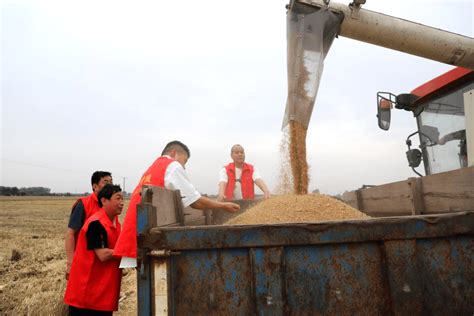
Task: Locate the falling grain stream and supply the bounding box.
[289,121,309,194]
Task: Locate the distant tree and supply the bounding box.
[0,186,11,195]
[11,187,19,195]
[0,186,51,196]
[20,187,51,196]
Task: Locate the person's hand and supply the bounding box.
[217,194,226,202]
[222,202,240,213]
[263,191,271,199]
[65,261,71,279]
[438,136,446,145]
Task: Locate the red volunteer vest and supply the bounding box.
[64,210,122,311]
[70,193,101,241]
[70,193,101,224]
[79,193,101,220]
[113,156,174,258]
[224,162,255,200]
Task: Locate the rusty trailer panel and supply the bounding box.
[137,210,474,315]
[209,198,261,225]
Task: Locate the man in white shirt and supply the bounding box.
[114,141,240,268]
[217,144,270,201]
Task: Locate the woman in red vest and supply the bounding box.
[64,184,123,315]
[218,144,271,201]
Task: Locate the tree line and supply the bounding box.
[1,186,53,196]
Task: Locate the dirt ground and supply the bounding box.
[0,196,137,315]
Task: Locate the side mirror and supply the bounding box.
[377,92,396,131]
[405,131,424,177]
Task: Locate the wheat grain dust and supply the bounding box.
[275,129,293,195]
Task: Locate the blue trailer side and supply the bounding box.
[137,211,474,315]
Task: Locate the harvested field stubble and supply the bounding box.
[225,194,370,225]
[0,196,136,315]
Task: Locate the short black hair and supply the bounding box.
[161,141,190,158]
[91,171,112,186]
[97,184,122,207]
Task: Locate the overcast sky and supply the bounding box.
[1,0,473,195]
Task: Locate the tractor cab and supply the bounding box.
[377,67,474,176]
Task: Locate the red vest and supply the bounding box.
[224,163,255,200]
[70,193,101,224]
[70,193,101,241]
[113,156,174,258]
[79,193,101,220]
[64,210,122,311]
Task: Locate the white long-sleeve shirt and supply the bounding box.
[120,156,201,268]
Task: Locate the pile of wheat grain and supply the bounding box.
[225,194,369,225]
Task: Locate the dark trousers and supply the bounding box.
[69,305,113,316]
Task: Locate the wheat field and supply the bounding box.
[0,196,136,315]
